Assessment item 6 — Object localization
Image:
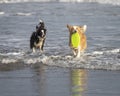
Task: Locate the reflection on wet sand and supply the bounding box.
[71,69,87,96]
[32,65,71,96]
[32,64,47,96]
[0,63,26,71]
[0,64,119,96]
[33,65,87,96]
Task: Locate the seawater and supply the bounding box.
[0,2,120,96]
[1,0,120,6]
[0,2,120,70]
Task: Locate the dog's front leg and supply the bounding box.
[72,49,77,56]
[76,46,81,58]
[39,44,43,53]
[41,39,45,52]
[39,47,43,53]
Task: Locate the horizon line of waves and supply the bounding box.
[0,48,120,70]
[60,0,120,6]
[0,0,52,3]
[0,12,33,17]
[0,0,120,6]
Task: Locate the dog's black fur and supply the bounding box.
[30,20,46,52]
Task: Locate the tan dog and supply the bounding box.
[67,24,87,58]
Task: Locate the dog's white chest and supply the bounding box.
[34,38,44,48]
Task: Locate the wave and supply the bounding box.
[0,0,120,6]
[15,12,32,16]
[0,48,120,71]
[0,12,32,16]
[0,12,5,15]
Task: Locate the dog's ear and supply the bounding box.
[67,24,72,32]
[67,24,69,28]
[83,25,87,32]
[79,25,87,33]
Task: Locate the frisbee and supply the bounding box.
[71,32,80,48]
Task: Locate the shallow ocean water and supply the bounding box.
[0,0,120,96]
[0,1,120,70]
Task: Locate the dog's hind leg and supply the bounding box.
[32,47,36,53]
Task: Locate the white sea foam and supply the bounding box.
[0,12,5,15]
[0,48,120,70]
[15,12,32,16]
[92,48,120,55]
[2,58,18,64]
[0,52,25,56]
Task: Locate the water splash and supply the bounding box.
[0,48,120,70]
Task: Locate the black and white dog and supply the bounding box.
[30,20,46,53]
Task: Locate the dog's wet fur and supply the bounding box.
[30,20,46,53]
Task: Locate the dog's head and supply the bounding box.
[67,24,87,34]
[37,29,46,38]
[36,20,46,38]
[67,24,87,49]
[36,20,45,32]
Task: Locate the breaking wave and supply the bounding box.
[15,12,32,16]
[0,12,5,15]
[0,0,120,6]
[0,12,33,17]
[0,48,120,71]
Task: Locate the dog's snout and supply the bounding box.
[41,30,45,37]
[72,30,77,33]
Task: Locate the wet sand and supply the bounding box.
[0,63,120,96]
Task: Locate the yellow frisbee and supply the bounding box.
[71,32,80,48]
